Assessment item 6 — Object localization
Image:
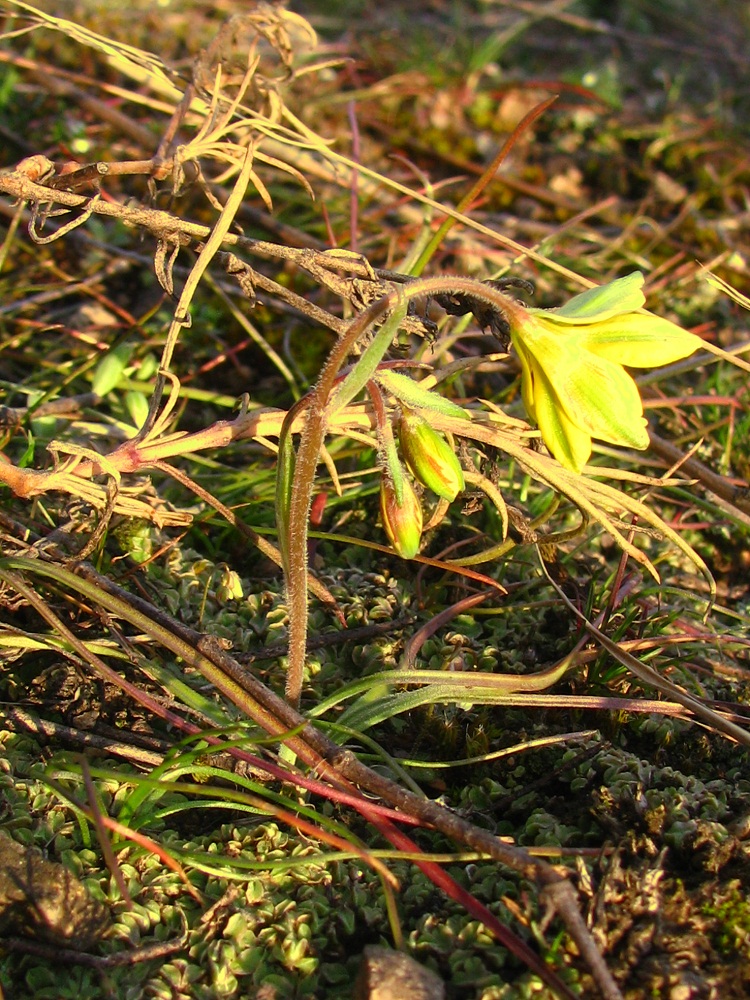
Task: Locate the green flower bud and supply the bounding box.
[379,474,423,558]
[399,411,465,501]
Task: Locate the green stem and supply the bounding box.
[368,379,404,503]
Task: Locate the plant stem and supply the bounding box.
[280,276,519,707]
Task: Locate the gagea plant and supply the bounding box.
[274,270,748,711]
[2,5,750,1000]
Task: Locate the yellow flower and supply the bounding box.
[506,272,703,471]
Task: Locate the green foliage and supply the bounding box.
[705,883,750,957]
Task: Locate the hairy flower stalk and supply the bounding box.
[399,409,465,501]
[502,272,704,471]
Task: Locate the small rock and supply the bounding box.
[0,831,110,949]
[355,945,445,1000]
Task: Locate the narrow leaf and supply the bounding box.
[375,369,469,419]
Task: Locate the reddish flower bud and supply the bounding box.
[379,475,423,558]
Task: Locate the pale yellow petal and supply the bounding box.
[532,363,593,471]
[511,335,539,422]
[517,325,650,451]
[539,271,646,323]
[558,350,650,449]
[578,313,703,367]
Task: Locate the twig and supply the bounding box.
[0,706,165,767]
[0,392,101,429]
[1,931,187,968]
[648,429,750,522]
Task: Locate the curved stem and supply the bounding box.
[281,276,518,707]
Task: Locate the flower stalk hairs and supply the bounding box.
[501,272,703,472]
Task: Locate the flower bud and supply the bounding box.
[399,411,465,501]
[216,565,243,602]
[379,475,423,558]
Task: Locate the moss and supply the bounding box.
[704,881,750,958]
